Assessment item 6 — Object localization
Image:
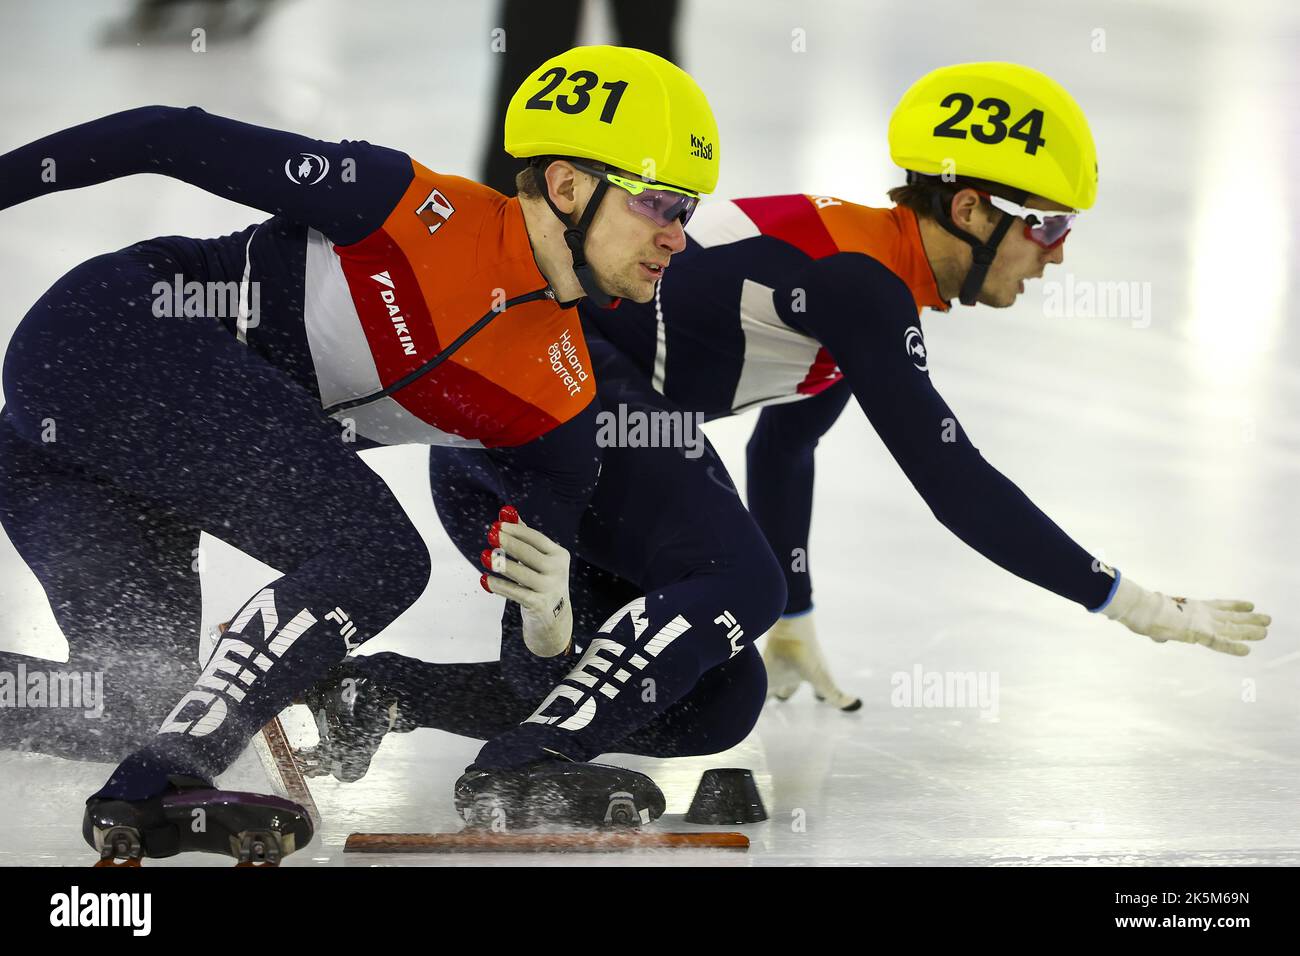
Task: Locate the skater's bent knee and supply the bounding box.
[724,539,787,636]
[313,516,432,612]
[367,521,433,592]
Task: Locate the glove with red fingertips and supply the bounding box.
[486,505,519,549]
[478,505,573,658]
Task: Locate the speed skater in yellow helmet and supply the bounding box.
[505,45,720,306]
[887,62,1097,305]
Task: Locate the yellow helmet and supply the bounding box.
[888,62,1097,210]
[505,45,719,196]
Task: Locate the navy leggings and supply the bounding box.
[416,337,787,766]
[746,379,852,615]
[0,245,431,796]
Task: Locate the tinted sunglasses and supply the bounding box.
[984,193,1076,249]
[569,160,700,227]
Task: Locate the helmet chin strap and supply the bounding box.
[929,190,1016,306]
[909,172,1026,307]
[532,162,615,308]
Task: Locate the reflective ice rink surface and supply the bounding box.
[0,0,1296,865]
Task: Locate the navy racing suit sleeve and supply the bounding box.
[778,252,1114,611]
[0,105,413,245]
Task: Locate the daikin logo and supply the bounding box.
[371,271,418,357]
[49,886,151,936]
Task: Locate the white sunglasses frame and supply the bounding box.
[985,194,1076,226]
[985,194,1077,247]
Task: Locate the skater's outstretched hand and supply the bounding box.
[480,505,573,658]
[1100,576,1271,656]
[762,612,861,711]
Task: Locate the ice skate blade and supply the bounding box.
[233,830,289,866]
[92,825,144,867]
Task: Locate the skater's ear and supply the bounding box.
[531,158,581,216]
[521,157,602,219]
[946,187,987,230]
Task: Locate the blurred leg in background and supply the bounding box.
[480,0,681,194]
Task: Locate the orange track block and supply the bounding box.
[344,830,749,853]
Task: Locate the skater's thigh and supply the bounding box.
[580,421,771,592]
[575,340,776,589]
[570,556,641,634]
[2,247,418,567]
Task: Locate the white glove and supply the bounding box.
[1100,575,1270,656]
[480,508,573,658]
[762,612,861,711]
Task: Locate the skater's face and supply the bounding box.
[571,168,690,304]
[949,189,1071,308]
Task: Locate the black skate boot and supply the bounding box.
[84,775,314,867]
[455,756,666,830]
[300,660,401,783]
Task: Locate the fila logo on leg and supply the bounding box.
[325,607,361,653]
[714,610,744,659]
